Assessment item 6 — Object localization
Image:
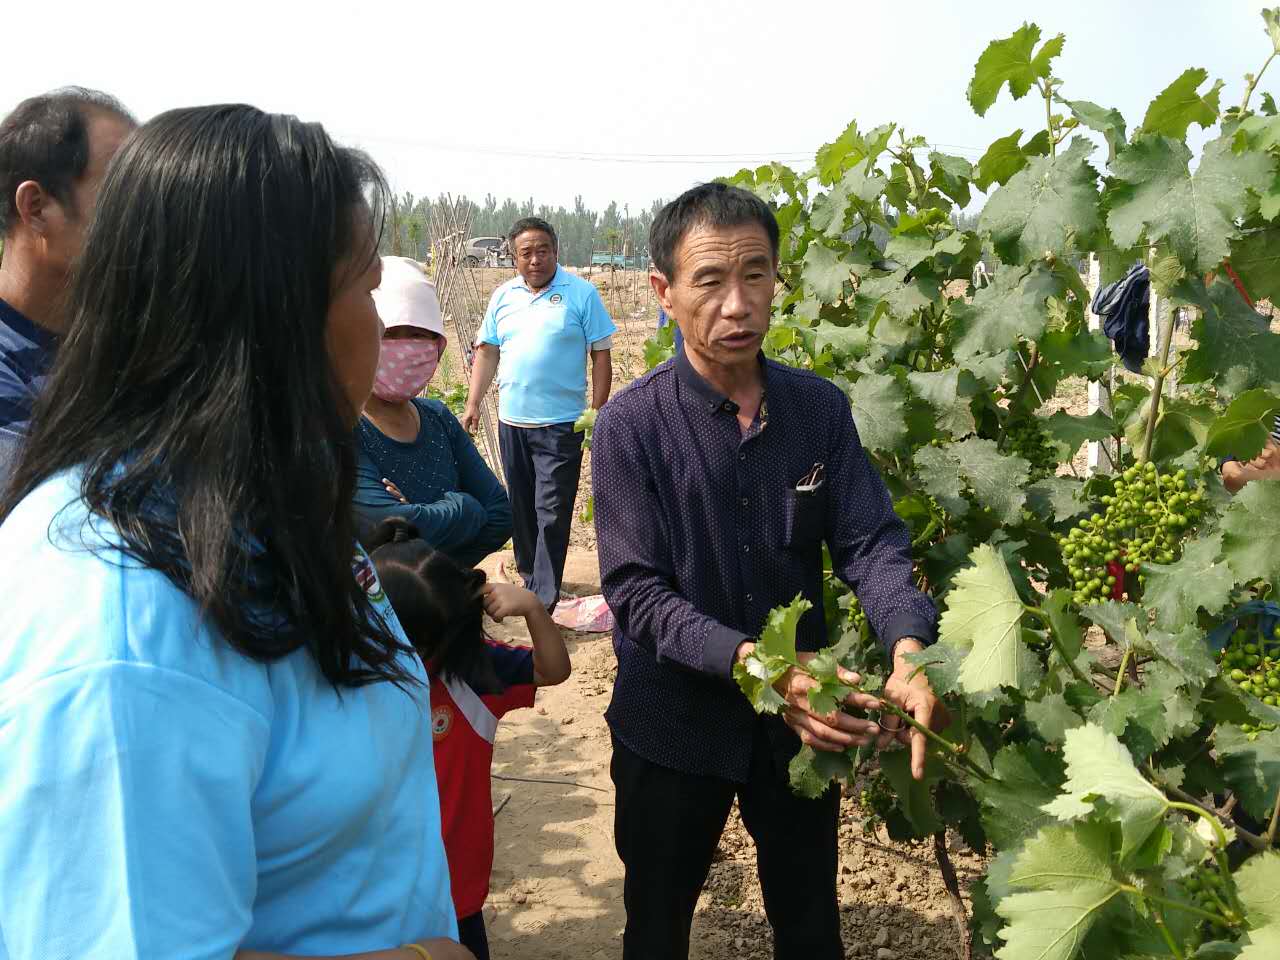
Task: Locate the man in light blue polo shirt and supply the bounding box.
[463,217,616,610]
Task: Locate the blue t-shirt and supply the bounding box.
[478,267,616,426]
[0,297,57,486]
[0,471,457,959]
[354,398,512,568]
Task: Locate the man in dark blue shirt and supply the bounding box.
[593,183,942,960]
[0,88,135,487]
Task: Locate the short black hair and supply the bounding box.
[649,182,779,281]
[0,86,136,230]
[363,518,502,693]
[508,216,557,250]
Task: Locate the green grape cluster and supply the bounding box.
[1002,418,1057,481]
[1057,462,1205,606]
[1221,624,1280,721]
[846,594,868,634]
[1183,869,1233,934]
[856,771,895,833]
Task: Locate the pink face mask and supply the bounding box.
[372,338,441,403]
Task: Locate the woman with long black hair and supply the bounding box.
[0,106,471,960]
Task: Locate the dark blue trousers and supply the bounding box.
[498,420,583,610]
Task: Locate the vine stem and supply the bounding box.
[1125,886,1233,927]
[1040,80,1056,157]
[1150,904,1186,960]
[874,699,992,782]
[1149,771,1267,851]
[1242,48,1279,113]
[1023,604,1092,686]
[933,832,973,960]
[1138,285,1179,464]
[1266,784,1280,846]
[1168,800,1248,919]
[1113,646,1133,698]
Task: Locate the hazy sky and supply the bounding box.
[4,1,1272,211]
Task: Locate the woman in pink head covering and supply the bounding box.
[355,257,512,565]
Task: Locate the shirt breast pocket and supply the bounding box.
[783,487,827,551]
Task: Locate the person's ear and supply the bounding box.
[650,270,674,316]
[13,181,54,235]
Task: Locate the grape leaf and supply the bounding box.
[1036,325,1114,380]
[1141,67,1224,140]
[973,743,1066,848]
[1108,135,1272,276]
[1061,98,1127,160]
[903,642,965,697]
[1143,531,1236,631]
[1044,589,1085,663]
[1088,684,1172,762]
[1204,389,1280,460]
[845,372,908,453]
[1025,692,1084,744]
[788,745,853,800]
[814,119,896,186]
[908,368,978,437]
[1180,275,1280,396]
[803,242,852,303]
[760,596,809,663]
[939,543,1042,695]
[1025,477,1089,525]
[810,158,886,239]
[1041,410,1117,458]
[1082,600,1146,643]
[930,151,974,207]
[1042,723,1171,860]
[974,130,1033,191]
[995,821,1125,960]
[913,444,969,518]
[951,261,1063,358]
[967,23,1065,117]
[879,749,945,837]
[1215,724,1280,824]
[979,137,1101,264]
[1221,480,1280,584]
[1235,851,1280,960]
[950,437,1031,525]
[733,652,788,714]
[1146,626,1219,686]
[1228,224,1280,305]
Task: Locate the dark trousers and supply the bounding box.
[498,421,583,610]
[610,733,842,960]
[457,911,489,960]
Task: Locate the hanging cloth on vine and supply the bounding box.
[1091,262,1151,374]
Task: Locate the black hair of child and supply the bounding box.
[362,517,503,694]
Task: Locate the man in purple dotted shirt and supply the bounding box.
[592,183,944,960]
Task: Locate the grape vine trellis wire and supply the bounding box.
[633,10,1280,959]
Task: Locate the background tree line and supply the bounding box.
[381,192,668,267]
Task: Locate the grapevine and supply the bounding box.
[1058,461,1208,605]
[671,8,1280,958]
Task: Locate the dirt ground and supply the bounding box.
[474,550,984,960]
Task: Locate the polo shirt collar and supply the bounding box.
[512,265,567,294]
[0,297,57,350]
[674,343,770,417]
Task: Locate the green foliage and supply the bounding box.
[704,12,1280,958]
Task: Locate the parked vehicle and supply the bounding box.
[462,236,511,267]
